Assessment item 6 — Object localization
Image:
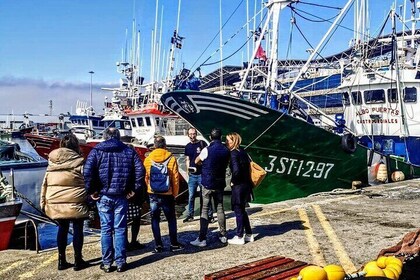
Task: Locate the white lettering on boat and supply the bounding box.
[265,155,335,179]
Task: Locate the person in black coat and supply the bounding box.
[225,132,254,245]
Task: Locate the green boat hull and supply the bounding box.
[162,90,420,204]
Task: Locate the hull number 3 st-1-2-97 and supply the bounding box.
[264,155,335,179]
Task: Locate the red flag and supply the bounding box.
[256,45,267,61]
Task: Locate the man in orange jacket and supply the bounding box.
[144,136,184,253]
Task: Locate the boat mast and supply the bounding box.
[164,0,182,92]
[238,1,281,91]
[391,8,410,139]
[151,0,159,94]
[266,1,282,91]
[219,0,224,91]
[285,0,354,101]
[157,6,164,88]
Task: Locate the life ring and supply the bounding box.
[341,134,357,153]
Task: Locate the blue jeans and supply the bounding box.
[149,194,178,246]
[97,195,128,266]
[187,174,213,218]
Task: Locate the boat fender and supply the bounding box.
[341,134,357,153]
[376,163,388,183]
[391,170,405,182]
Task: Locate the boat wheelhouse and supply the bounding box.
[68,101,104,139]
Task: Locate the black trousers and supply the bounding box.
[56,218,84,258]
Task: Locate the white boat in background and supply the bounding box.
[68,100,104,140]
[339,0,420,166]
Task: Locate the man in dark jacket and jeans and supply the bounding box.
[84,128,145,273]
[190,128,230,247]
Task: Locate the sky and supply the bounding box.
[0,0,407,115]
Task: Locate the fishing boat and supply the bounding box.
[340,1,420,166]
[0,170,22,251]
[68,100,104,140]
[161,0,420,204]
[23,133,148,161]
[23,133,98,160]
[0,139,47,217]
[100,8,204,153]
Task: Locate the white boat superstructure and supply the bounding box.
[340,0,420,165]
[68,100,104,140]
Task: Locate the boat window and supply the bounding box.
[137,117,144,127]
[130,118,136,128]
[351,91,362,105]
[342,92,350,105]
[387,88,398,103]
[124,121,131,130]
[155,117,160,127]
[364,89,385,104]
[114,121,122,129]
[403,87,417,103]
[145,116,152,126]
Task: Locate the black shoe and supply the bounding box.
[58,261,72,270]
[183,216,194,223]
[73,259,89,271]
[100,263,111,273]
[154,245,163,253]
[128,241,145,251]
[170,243,185,252]
[117,263,127,273]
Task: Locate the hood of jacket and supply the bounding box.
[47,148,84,171]
[147,148,173,163]
[93,138,127,153]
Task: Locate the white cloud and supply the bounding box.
[0,76,117,115]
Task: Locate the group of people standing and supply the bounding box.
[40,126,254,273]
[185,128,254,247]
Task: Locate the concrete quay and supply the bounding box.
[0,180,419,279]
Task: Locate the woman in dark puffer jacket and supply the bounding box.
[225,132,254,245]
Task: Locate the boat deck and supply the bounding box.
[0,179,419,279]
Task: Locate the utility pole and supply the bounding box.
[89,71,94,107]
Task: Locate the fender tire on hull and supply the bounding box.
[341,134,357,153]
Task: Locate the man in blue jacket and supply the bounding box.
[84,128,145,273]
[190,128,230,247]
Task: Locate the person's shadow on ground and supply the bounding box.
[125,220,305,271]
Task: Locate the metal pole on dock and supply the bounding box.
[10,168,15,200]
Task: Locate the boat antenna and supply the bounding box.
[165,0,182,92]
[219,0,224,91]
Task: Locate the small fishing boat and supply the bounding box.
[0,139,48,217]
[0,195,22,251]
[0,164,25,250]
[23,133,148,161]
[68,100,104,140]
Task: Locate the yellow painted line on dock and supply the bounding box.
[252,195,360,219]
[0,259,26,277]
[18,253,57,279]
[297,208,326,267]
[312,204,357,273]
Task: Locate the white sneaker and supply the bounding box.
[190,237,207,247]
[244,234,254,242]
[228,235,245,245]
[219,236,227,244]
